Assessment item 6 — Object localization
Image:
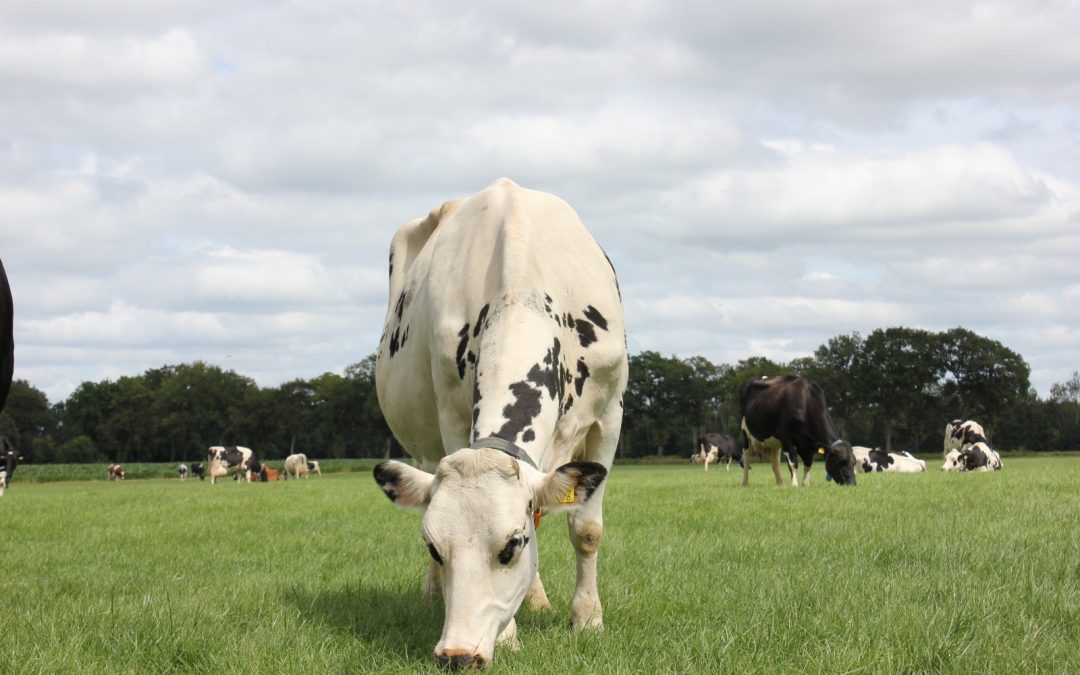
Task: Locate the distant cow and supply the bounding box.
[178,463,188,480]
[852,446,926,473]
[944,419,987,456]
[739,375,856,487]
[2,437,17,490]
[283,453,309,480]
[207,446,257,484]
[942,443,1002,472]
[191,462,206,480]
[307,460,321,476]
[107,463,125,481]
[256,465,282,482]
[696,433,742,472]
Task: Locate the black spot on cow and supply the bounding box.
[456,323,471,379]
[373,463,400,502]
[394,290,407,321]
[575,319,597,348]
[867,448,895,472]
[496,381,543,442]
[474,304,490,338]
[389,327,401,357]
[582,305,608,332]
[574,359,591,397]
[522,429,535,443]
[388,252,394,279]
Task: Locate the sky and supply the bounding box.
[2,0,1079,404]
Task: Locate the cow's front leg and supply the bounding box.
[567,498,604,630]
[423,557,442,601]
[524,571,551,612]
[496,617,521,651]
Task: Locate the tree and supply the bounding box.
[2,380,55,461]
[938,327,1031,439]
[622,352,698,456]
[856,328,941,452]
[1050,371,1080,425]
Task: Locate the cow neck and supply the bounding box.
[469,436,538,470]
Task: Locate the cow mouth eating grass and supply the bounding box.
[375,449,608,668]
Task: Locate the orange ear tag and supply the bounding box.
[533,508,543,528]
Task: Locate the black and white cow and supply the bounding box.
[943,419,987,456]
[941,442,1002,472]
[207,446,258,484]
[0,257,13,414]
[307,460,321,476]
[852,446,926,473]
[696,432,742,472]
[190,462,206,480]
[1,437,17,492]
[372,179,628,668]
[178,463,188,480]
[739,375,857,487]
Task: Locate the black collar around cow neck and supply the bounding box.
[470,436,538,470]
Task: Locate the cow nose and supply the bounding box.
[435,650,486,670]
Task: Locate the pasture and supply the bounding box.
[1,457,1077,673]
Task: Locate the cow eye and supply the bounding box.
[498,533,528,566]
[427,542,444,566]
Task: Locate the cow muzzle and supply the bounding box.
[434,649,486,670]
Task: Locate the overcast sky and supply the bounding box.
[3,0,1078,404]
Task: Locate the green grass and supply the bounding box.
[12,458,381,483]
[1,459,1077,673]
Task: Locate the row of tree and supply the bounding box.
[1,327,1078,464]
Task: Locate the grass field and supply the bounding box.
[1,458,1077,673]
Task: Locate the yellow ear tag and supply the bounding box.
[818,447,825,455]
[559,486,576,504]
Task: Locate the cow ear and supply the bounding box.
[532,461,608,512]
[374,461,434,510]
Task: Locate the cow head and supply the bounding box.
[823,440,857,485]
[374,448,607,668]
[941,449,965,471]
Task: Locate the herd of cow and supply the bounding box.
[0,183,1012,669]
[694,416,1003,479]
[101,449,323,485]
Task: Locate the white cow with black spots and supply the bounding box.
[207,446,257,484]
[944,419,987,456]
[942,442,1002,472]
[372,179,628,668]
[853,446,926,473]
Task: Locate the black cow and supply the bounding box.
[739,375,856,486]
[190,462,206,480]
[1,257,13,413]
[696,432,743,471]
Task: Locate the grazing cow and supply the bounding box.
[852,446,926,473]
[696,433,742,472]
[178,463,188,480]
[307,460,321,476]
[942,443,1002,472]
[107,464,125,481]
[740,417,799,486]
[739,375,856,487]
[372,179,628,668]
[207,446,257,484]
[2,437,17,490]
[943,419,987,456]
[0,258,13,414]
[283,453,309,480]
[191,462,206,480]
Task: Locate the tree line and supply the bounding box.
[1,326,1077,464]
